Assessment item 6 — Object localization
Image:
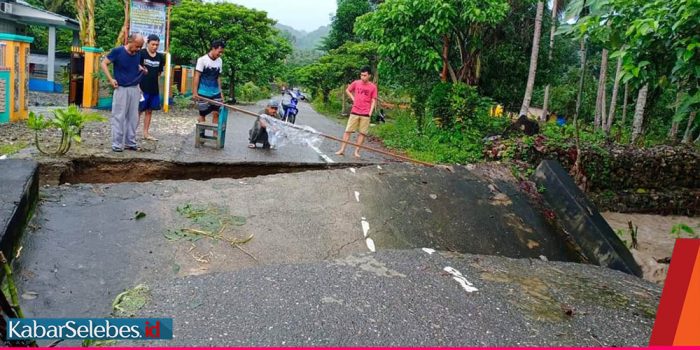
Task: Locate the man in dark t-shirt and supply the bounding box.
[139,34,165,141]
[101,33,147,152]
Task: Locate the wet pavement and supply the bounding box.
[13,164,660,346]
[10,99,392,167]
[175,99,390,165]
[128,250,658,347]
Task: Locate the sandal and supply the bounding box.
[248,144,256,149]
[144,135,158,141]
[125,145,142,151]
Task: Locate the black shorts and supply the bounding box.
[196,94,223,117]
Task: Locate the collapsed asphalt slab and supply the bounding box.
[534,161,642,276]
[12,163,659,346]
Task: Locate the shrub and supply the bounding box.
[237,82,269,103]
[426,82,452,128]
[27,105,106,156]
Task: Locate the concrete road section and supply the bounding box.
[12,164,659,346]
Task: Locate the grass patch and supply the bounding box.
[165,203,255,260]
[0,142,27,156]
[112,284,150,317]
[371,111,492,164]
[312,99,347,123]
[166,203,247,240]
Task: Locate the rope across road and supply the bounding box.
[193,96,436,167]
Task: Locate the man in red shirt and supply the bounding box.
[335,66,378,158]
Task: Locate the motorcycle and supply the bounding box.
[375,109,387,124]
[291,87,308,101]
[280,90,299,124]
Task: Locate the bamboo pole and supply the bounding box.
[194,97,436,167]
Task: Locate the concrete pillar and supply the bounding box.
[163,52,171,112]
[47,26,55,83]
[81,46,103,108]
[180,66,187,94]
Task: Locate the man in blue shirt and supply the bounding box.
[100,33,147,152]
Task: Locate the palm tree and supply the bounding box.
[116,0,130,46]
[604,55,622,133]
[682,111,696,143]
[621,83,629,125]
[76,0,95,46]
[541,0,569,121]
[631,83,649,144]
[565,0,609,121]
[594,48,608,130]
[519,1,545,117]
[669,91,683,142]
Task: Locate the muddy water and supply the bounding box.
[602,212,700,284]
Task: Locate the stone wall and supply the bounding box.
[504,142,700,215]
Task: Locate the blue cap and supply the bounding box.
[267,100,280,108]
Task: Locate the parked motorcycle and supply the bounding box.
[375,109,387,124]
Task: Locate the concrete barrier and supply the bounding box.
[0,159,38,265]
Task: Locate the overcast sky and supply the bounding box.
[226,0,337,32]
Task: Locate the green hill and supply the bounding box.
[275,23,329,50]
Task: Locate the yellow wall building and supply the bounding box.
[0,33,32,123]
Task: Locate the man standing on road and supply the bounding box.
[335,66,377,158]
[139,34,165,141]
[192,40,225,130]
[101,33,147,152]
[248,100,281,149]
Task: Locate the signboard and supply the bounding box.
[130,0,167,52]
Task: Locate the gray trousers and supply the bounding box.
[111,85,141,149]
[249,118,269,145]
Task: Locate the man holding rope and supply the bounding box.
[335,66,377,159]
[248,100,281,149]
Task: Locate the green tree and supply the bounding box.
[296,41,377,102]
[479,0,576,113]
[356,0,509,85]
[321,0,371,51]
[571,0,700,143]
[170,0,292,98]
[94,0,124,50]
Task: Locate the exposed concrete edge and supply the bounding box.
[534,160,642,277]
[0,160,39,270]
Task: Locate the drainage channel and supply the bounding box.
[39,157,361,185]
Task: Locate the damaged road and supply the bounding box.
[11,163,660,346]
